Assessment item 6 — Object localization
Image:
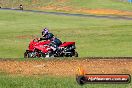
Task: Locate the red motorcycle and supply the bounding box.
[24,38,78,58]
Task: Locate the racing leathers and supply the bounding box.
[49,37,62,52]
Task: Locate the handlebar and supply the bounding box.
[33,38,39,42]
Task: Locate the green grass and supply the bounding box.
[0,74,130,88]
[1,0,132,11]
[62,0,132,10]
[0,9,132,88]
[0,10,132,58]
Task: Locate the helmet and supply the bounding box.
[42,28,49,36]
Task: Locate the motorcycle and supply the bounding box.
[24,38,78,58]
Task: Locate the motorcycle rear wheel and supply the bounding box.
[74,51,78,57]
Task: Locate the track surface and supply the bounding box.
[0,58,131,76]
[0,8,132,20]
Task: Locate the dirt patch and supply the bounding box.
[38,5,72,12]
[31,0,68,4]
[56,0,69,3]
[0,59,131,76]
[78,9,132,16]
[38,5,132,16]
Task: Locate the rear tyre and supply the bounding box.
[74,51,78,57]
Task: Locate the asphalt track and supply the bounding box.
[1,8,132,20]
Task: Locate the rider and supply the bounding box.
[39,28,54,41]
[49,37,62,52]
[19,4,23,10]
[39,28,62,52]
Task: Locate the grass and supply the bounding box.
[63,0,132,10]
[0,10,132,58]
[1,0,132,11]
[0,1,132,88]
[0,74,130,88]
[0,9,132,88]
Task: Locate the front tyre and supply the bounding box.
[24,50,29,58]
